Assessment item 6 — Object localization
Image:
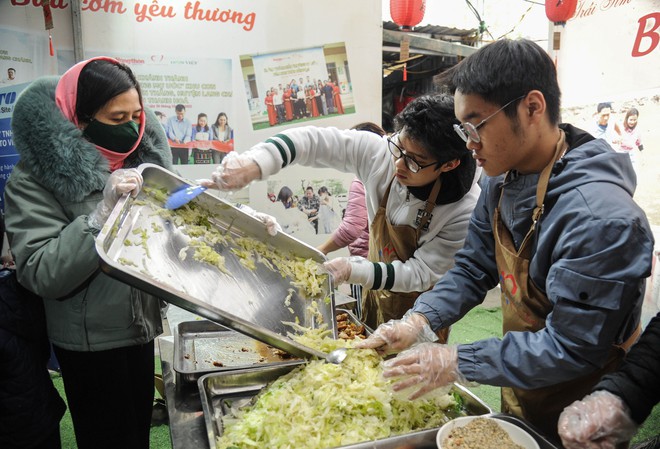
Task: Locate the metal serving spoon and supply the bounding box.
[325,347,349,364]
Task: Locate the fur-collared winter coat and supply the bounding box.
[4,76,173,351]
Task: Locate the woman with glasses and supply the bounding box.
[203,94,480,337]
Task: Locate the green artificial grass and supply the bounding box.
[50,306,658,447]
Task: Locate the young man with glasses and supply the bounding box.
[356,38,654,445]
[204,94,480,337]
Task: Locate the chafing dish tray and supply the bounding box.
[173,320,303,383]
[198,364,492,449]
[95,163,336,360]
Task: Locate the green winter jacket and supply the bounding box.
[4,76,174,351]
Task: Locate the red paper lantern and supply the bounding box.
[545,0,578,25]
[390,0,426,31]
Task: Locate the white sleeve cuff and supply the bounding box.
[347,257,374,287]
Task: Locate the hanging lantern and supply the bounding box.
[390,0,426,31]
[545,0,577,25]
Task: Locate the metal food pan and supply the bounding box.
[173,320,303,383]
[198,364,492,449]
[95,163,336,360]
[335,307,374,339]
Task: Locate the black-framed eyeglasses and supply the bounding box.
[453,94,527,144]
[387,134,438,173]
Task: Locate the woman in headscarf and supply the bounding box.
[4,57,173,449]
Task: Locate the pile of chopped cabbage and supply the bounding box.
[216,336,464,449]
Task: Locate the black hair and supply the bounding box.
[597,102,613,113]
[196,112,209,132]
[175,104,185,112]
[75,59,142,124]
[394,93,468,166]
[440,38,561,126]
[395,93,477,205]
[318,186,331,195]
[215,112,229,127]
[277,186,294,208]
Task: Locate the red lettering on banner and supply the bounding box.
[11,0,68,8]
[82,0,126,14]
[134,1,176,22]
[632,13,660,57]
[183,1,256,31]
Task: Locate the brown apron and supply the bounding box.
[495,130,634,443]
[362,178,450,343]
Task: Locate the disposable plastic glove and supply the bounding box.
[322,256,372,286]
[206,152,261,191]
[237,204,282,236]
[354,311,437,355]
[558,390,638,449]
[88,168,143,230]
[382,342,463,400]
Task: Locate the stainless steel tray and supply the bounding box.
[95,163,336,360]
[173,320,303,383]
[198,364,492,449]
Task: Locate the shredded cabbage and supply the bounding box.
[140,187,327,299]
[216,336,464,449]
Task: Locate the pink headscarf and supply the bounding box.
[55,56,146,171]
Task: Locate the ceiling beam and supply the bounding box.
[383,29,478,58]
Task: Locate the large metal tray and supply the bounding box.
[95,163,336,360]
[198,364,492,449]
[173,320,303,383]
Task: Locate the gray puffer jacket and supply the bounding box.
[4,76,173,351]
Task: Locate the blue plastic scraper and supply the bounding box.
[164,184,207,210]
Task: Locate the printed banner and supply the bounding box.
[0,82,28,213]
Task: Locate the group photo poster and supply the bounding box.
[241,42,355,131]
[86,51,235,171]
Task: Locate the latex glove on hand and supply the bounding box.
[382,342,463,400]
[88,168,143,230]
[237,204,282,236]
[558,390,638,449]
[203,151,261,191]
[322,256,373,286]
[354,311,437,355]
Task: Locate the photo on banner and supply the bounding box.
[86,51,234,175]
[241,42,355,130]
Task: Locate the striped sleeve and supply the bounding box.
[265,133,297,168]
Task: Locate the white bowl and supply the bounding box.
[436,416,540,449]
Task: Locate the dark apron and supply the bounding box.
[494,130,633,443]
[362,177,450,343]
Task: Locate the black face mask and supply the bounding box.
[83,120,139,153]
